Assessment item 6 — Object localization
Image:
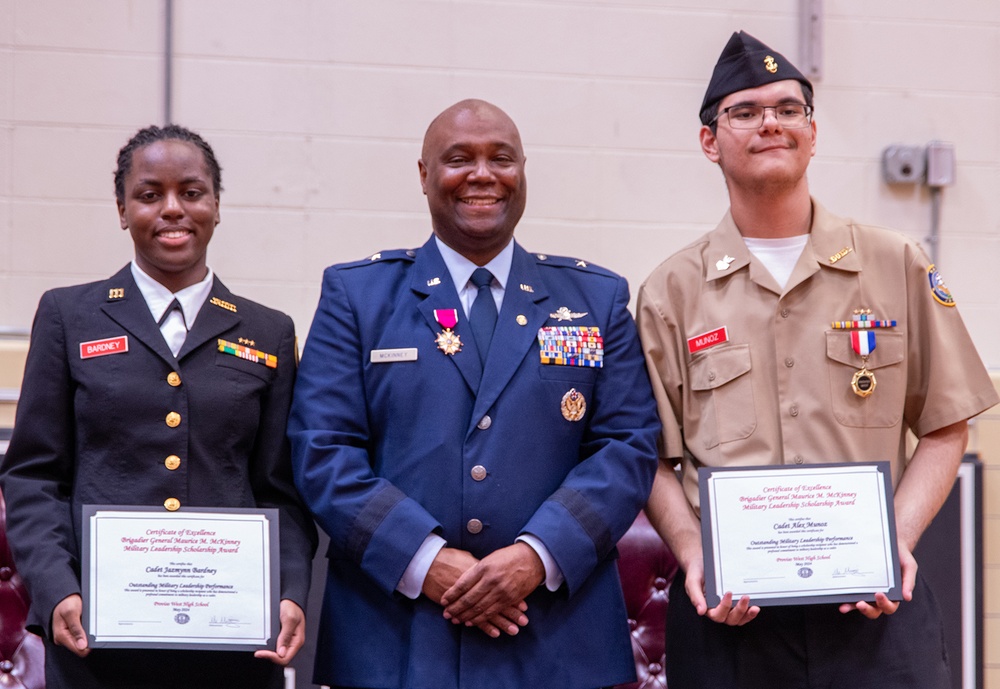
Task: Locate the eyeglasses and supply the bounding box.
[712,103,814,129]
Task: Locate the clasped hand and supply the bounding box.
[423,543,544,638]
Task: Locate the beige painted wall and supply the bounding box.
[3,0,999,357]
[2,0,1000,684]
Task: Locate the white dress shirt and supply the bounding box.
[130,262,214,357]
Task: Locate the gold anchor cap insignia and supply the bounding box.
[764,55,778,73]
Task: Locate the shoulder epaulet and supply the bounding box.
[335,248,419,270]
[532,252,617,277]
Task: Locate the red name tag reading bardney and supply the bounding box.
[687,327,728,355]
[80,336,129,359]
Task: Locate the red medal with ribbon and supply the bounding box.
[434,309,463,355]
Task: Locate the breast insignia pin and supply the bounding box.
[561,388,586,422]
[550,306,588,322]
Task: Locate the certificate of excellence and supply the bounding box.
[82,506,280,651]
[699,463,902,607]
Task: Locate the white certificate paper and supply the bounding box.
[82,506,280,650]
[699,463,901,607]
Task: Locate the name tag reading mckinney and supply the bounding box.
[699,463,901,607]
[82,506,279,651]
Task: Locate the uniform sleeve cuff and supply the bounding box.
[396,534,447,599]
[517,533,565,591]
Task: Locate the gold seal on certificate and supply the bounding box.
[698,463,902,607]
[81,506,280,651]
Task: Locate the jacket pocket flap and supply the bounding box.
[825,331,904,369]
[689,344,752,391]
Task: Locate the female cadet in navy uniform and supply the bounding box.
[0,125,316,689]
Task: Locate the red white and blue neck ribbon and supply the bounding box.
[851,330,876,357]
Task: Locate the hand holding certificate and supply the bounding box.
[699,463,902,607]
[82,506,280,651]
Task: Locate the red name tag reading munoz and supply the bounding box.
[80,336,129,359]
[686,327,729,355]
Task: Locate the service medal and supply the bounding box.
[434,308,463,355]
[852,368,877,397]
[561,388,586,422]
[850,329,876,398]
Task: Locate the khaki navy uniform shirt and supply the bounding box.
[637,200,998,511]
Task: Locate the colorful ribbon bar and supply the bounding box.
[832,312,897,329]
[218,339,278,368]
[538,326,604,368]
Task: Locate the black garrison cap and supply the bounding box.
[700,31,813,124]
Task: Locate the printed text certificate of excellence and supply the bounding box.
[83,506,279,651]
[699,463,901,607]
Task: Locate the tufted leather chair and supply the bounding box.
[613,510,678,689]
[0,487,45,689]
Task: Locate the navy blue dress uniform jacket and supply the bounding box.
[289,237,660,689]
[0,265,317,689]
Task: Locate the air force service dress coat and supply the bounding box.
[0,265,317,689]
[289,237,660,689]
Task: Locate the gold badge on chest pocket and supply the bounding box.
[561,388,586,422]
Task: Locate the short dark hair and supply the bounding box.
[701,82,814,134]
[114,124,223,205]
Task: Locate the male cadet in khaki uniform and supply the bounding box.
[637,31,998,688]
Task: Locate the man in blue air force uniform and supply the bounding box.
[289,99,660,688]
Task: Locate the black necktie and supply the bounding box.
[158,298,184,327]
[469,268,497,364]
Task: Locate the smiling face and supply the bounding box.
[700,79,816,195]
[117,139,220,292]
[418,100,527,265]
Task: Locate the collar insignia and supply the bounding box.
[716,255,735,271]
[210,297,237,313]
[829,247,854,264]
